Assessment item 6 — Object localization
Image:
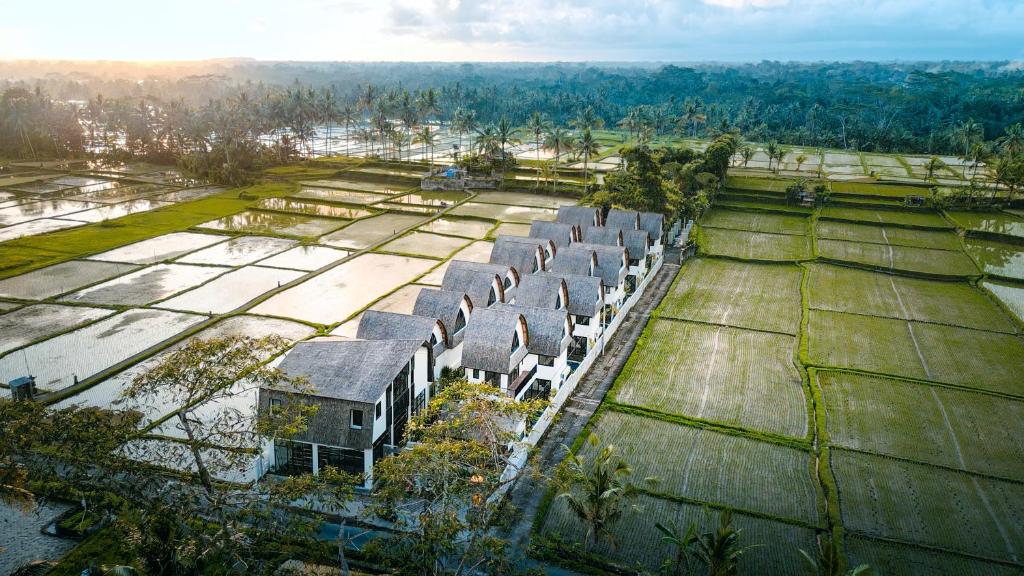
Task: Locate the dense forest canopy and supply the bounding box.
[2,60,1023,168]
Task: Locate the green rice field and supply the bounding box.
[700,227,811,261]
[820,206,952,229]
[817,239,980,277]
[700,208,808,235]
[815,220,962,250]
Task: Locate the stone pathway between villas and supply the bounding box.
[502,250,683,570]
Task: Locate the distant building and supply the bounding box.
[490,236,547,275]
[529,221,580,249]
[556,205,602,228]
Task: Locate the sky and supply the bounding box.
[1,0,1022,62]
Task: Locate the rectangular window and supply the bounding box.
[375,401,382,420]
[317,445,365,477]
[350,409,364,429]
[539,355,555,367]
[270,398,282,407]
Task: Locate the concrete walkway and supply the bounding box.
[501,251,683,565]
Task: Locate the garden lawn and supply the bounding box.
[613,319,806,438]
[832,450,1024,563]
[817,239,979,277]
[807,310,1024,396]
[700,228,811,261]
[805,263,1016,333]
[818,370,1024,481]
[581,410,821,524]
[660,258,802,335]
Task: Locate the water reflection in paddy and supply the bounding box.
[389,190,468,206]
[0,199,99,225]
[417,217,495,239]
[256,245,350,271]
[378,231,470,258]
[295,187,390,205]
[158,266,305,314]
[0,304,114,355]
[61,263,229,306]
[257,197,376,219]
[198,210,347,237]
[0,218,88,242]
[251,253,436,324]
[89,232,228,264]
[319,213,427,249]
[177,236,297,266]
[449,202,557,223]
[0,260,140,300]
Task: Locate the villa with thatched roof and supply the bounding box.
[581,226,624,248]
[556,205,601,228]
[529,221,580,248]
[260,338,427,488]
[515,274,569,311]
[640,212,666,257]
[605,208,640,231]
[548,245,598,278]
[569,242,629,315]
[620,229,652,291]
[495,235,557,268]
[413,288,473,370]
[492,304,573,400]
[357,310,447,402]
[537,271,603,358]
[442,261,512,306]
[462,307,531,395]
[489,236,546,275]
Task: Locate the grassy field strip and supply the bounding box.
[807,309,1024,397]
[658,257,803,335]
[805,263,1017,333]
[577,410,823,526]
[817,370,1024,481]
[815,220,964,251]
[611,318,808,438]
[817,238,981,277]
[845,534,1024,576]
[831,450,1024,564]
[699,226,812,261]
[820,206,954,230]
[700,208,809,236]
[541,493,818,574]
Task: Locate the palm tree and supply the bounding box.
[576,128,600,193]
[765,140,781,172]
[692,510,752,576]
[992,154,1023,202]
[526,111,551,187]
[962,142,990,180]
[319,88,336,157]
[925,155,946,179]
[390,128,410,163]
[413,126,438,171]
[617,108,641,141]
[799,535,871,576]
[570,106,603,132]
[655,520,698,576]
[339,105,357,157]
[495,116,520,161]
[418,88,441,126]
[955,118,983,157]
[739,145,755,168]
[996,123,1024,158]
[795,153,808,172]
[544,127,573,193]
[555,434,649,551]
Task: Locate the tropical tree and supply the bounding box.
[996,122,1024,158]
[765,140,781,172]
[795,153,808,172]
[340,104,357,157]
[925,155,946,179]
[955,118,984,157]
[495,115,520,162]
[414,125,439,170]
[526,111,552,186]
[554,433,653,551]
[739,145,755,168]
[655,520,698,576]
[576,128,601,193]
[691,511,753,576]
[799,535,872,576]
[571,105,604,132]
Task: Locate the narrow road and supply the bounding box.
[501,249,683,565]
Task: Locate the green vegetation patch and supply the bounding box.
[807,310,1024,395]
[831,450,1024,563]
[845,535,1023,576]
[700,227,811,261]
[830,181,931,198]
[716,199,813,214]
[581,410,821,524]
[700,208,808,236]
[820,206,952,229]
[815,220,962,250]
[542,493,817,575]
[661,258,803,335]
[805,263,1016,333]
[964,238,1024,281]
[818,370,1024,481]
[614,319,807,438]
[724,175,806,193]
[817,239,979,277]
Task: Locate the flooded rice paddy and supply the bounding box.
[472,190,576,209]
[389,190,469,206]
[0,308,205,391]
[157,266,305,314]
[445,240,496,263]
[90,232,227,264]
[61,263,230,306]
[984,281,1024,323]
[0,217,88,242]
[378,231,470,258]
[449,202,557,223]
[198,211,347,237]
[301,179,411,194]
[0,304,114,355]
[294,187,391,205]
[251,253,436,324]
[176,236,297,266]
[417,217,495,239]
[0,199,99,225]
[65,199,172,223]
[964,239,1024,281]
[319,213,427,249]
[0,260,140,300]
[257,198,376,219]
[256,245,350,271]
[490,222,533,237]
[948,211,1024,239]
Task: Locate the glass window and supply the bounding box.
[375,401,382,420]
[317,446,364,477]
[270,398,282,407]
[488,287,497,306]
[511,330,520,353]
[350,409,364,429]
[454,309,467,333]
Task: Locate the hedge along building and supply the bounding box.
[261,338,427,489]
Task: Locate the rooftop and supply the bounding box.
[276,339,423,403]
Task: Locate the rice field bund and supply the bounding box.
[537,175,1024,574]
[0,159,573,478]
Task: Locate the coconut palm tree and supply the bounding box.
[925,155,946,179]
[955,118,983,157]
[339,105,357,157]
[692,510,752,576]
[526,111,551,187]
[996,123,1024,158]
[765,140,781,172]
[962,142,990,180]
[555,434,649,551]
[413,126,438,171]
[739,145,755,168]
[390,128,410,163]
[570,106,603,132]
[576,128,600,193]
[495,116,520,161]
[795,153,808,172]
[455,108,479,159]
[654,520,698,576]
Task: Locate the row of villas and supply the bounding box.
[259,206,665,488]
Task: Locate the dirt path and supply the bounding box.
[499,255,682,564]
